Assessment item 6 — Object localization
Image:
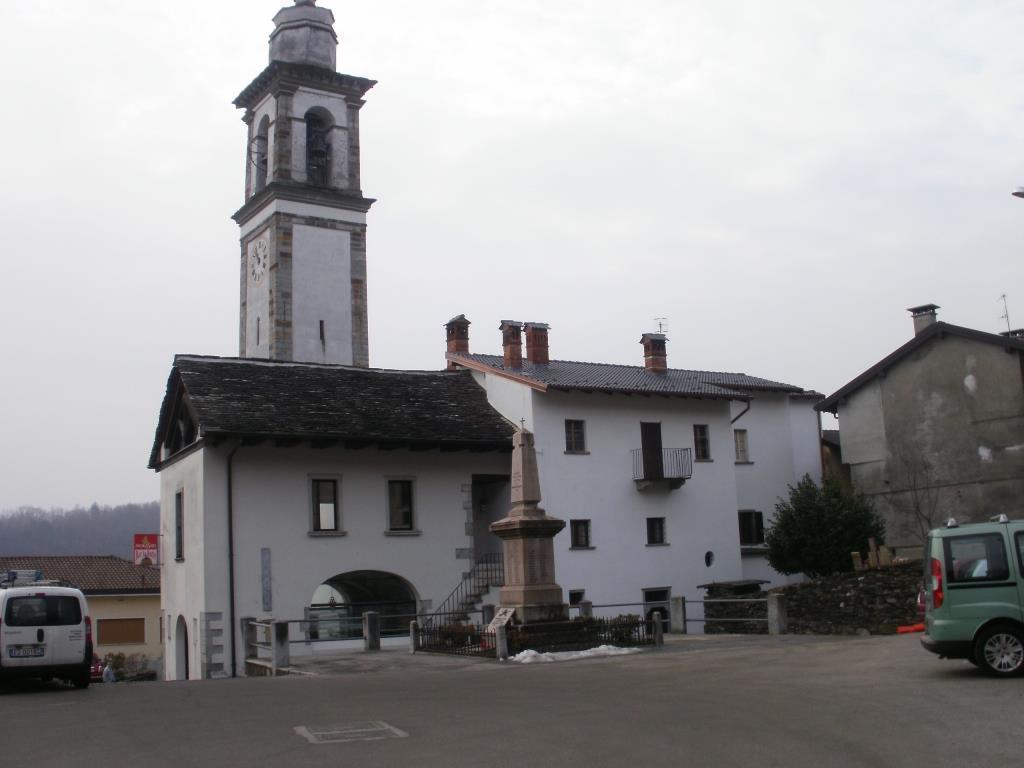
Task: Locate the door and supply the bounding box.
[640,423,664,481]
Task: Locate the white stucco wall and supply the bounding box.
[161,443,510,676]
[159,449,206,680]
[243,228,271,358]
[291,225,352,364]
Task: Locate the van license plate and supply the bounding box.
[8,645,45,658]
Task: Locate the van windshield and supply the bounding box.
[4,596,82,626]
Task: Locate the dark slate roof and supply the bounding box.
[150,356,515,468]
[0,556,160,595]
[816,322,1024,414]
[452,353,808,399]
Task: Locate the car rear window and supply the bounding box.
[944,533,1009,583]
[4,596,82,627]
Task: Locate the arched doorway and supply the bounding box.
[175,615,189,680]
[308,571,418,640]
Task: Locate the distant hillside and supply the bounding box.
[0,502,159,560]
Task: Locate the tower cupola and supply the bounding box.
[269,0,338,70]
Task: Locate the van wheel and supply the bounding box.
[72,675,90,689]
[975,625,1024,677]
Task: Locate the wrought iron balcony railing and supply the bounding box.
[631,447,692,490]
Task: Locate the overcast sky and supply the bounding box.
[1,1,1022,511]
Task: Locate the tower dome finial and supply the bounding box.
[269,0,337,70]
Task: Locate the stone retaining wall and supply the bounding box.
[702,562,923,635]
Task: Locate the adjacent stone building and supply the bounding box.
[817,305,1024,548]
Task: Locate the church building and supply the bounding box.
[150,0,822,680]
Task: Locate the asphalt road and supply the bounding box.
[1,633,1018,767]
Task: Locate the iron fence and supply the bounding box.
[630,447,693,482]
[508,615,656,655]
[414,623,495,657]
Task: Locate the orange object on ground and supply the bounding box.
[897,623,925,634]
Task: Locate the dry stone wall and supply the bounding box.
[702,562,923,635]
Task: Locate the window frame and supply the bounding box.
[174,490,184,562]
[944,533,1010,584]
[646,517,667,546]
[96,617,146,646]
[309,476,344,535]
[694,424,712,462]
[564,419,587,454]
[738,509,766,547]
[570,519,593,549]
[734,428,751,463]
[385,477,418,534]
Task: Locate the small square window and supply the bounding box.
[565,419,586,453]
[738,510,765,546]
[694,425,711,461]
[388,479,415,531]
[734,429,750,462]
[311,479,338,532]
[568,589,585,606]
[646,517,666,545]
[570,519,592,549]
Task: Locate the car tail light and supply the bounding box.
[930,557,944,609]
[85,615,92,644]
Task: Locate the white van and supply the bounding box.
[0,571,93,688]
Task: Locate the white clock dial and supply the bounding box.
[249,237,269,282]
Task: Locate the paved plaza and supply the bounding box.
[2,633,1018,767]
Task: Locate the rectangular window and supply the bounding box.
[564,419,587,453]
[97,618,146,645]
[734,429,750,462]
[570,519,592,549]
[311,479,339,532]
[4,596,81,627]
[388,479,415,531]
[694,425,711,461]
[738,510,765,546]
[646,517,666,545]
[174,490,184,561]
[568,590,585,606]
[945,533,1009,583]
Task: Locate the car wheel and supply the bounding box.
[974,625,1024,677]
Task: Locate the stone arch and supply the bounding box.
[174,615,189,680]
[304,107,334,186]
[308,570,419,639]
[253,114,270,192]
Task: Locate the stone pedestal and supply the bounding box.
[490,428,567,624]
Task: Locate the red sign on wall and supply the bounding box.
[133,534,159,566]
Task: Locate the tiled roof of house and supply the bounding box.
[817,322,1024,414]
[149,355,515,467]
[451,353,808,399]
[0,556,160,595]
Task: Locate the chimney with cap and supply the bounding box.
[500,321,524,369]
[640,332,668,372]
[524,322,550,364]
[907,304,940,336]
[444,314,470,370]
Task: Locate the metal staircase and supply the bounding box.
[424,553,504,628]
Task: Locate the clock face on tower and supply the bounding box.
[249,236,269,282]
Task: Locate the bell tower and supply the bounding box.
[232,0,375,366]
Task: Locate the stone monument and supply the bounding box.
[490,428,567,623]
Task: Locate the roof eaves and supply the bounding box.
[446,353,548,391]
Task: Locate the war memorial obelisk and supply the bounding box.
[490,428,568,623]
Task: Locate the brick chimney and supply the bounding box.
[640,332,668,372]
[445,314,470,371]
[908,304,940,336]
[500,320,524,369]
[524,322,550,364]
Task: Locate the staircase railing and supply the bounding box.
[424,552,504,628]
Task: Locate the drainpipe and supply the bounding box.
[227,440,243,678]
[730,400,751,424]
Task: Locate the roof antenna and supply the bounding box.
[999,294,1011,333]
[653,317,668,334]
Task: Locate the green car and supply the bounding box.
[921,515,1024,677]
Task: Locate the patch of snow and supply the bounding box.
[1006,444,1024,453]
[963,374,977,395]
[508,645,641,664]
[978,446,993,462]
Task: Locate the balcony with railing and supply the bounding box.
[631,447,692,490]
